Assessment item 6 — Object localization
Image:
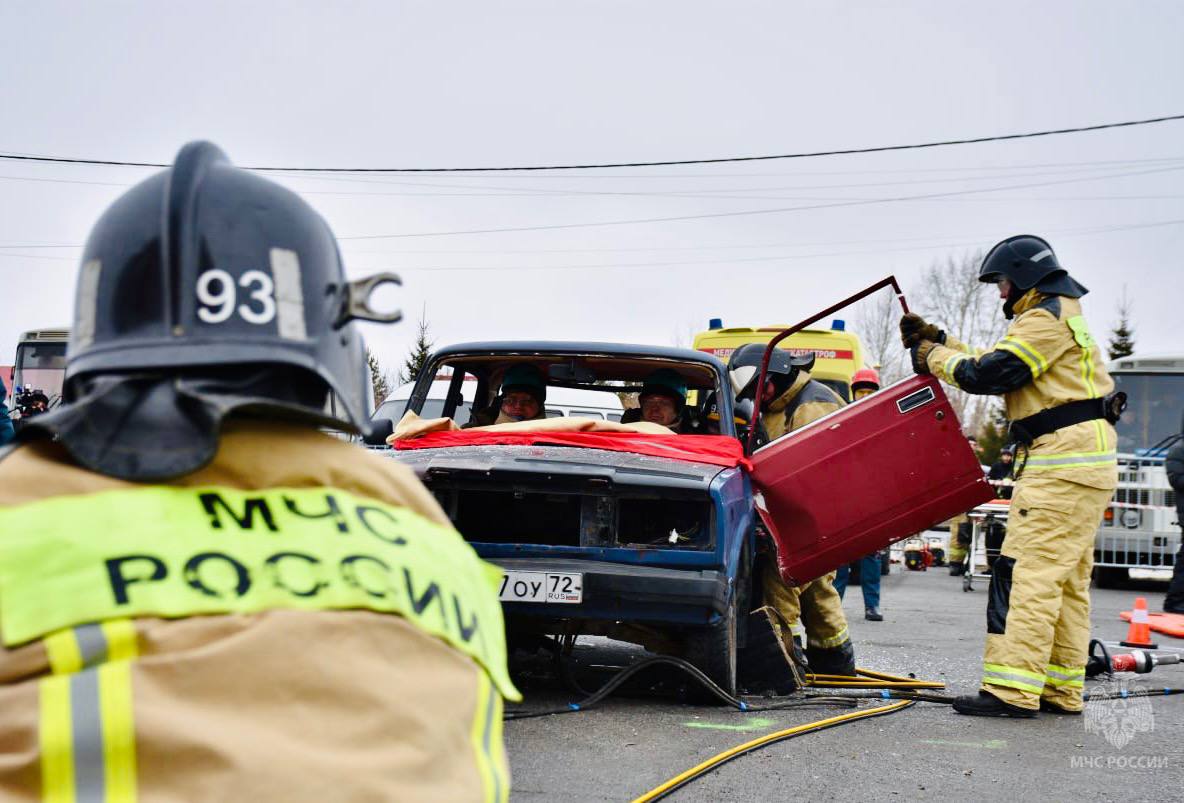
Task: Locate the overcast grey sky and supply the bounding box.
[1,1,1182,379]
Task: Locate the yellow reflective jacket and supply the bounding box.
[764,371,846,441]
[0,422,516,802]
[925,290,1117,490]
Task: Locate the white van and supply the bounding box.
[373,378,624,427]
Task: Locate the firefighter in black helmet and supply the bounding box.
[728,343,856,682]
[0,142,517,800]
[901,234,1118,719]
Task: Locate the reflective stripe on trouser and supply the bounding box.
[39,620,139,803]
[761,560,850,650]
[469,671,510,803]
[980,476,1113,711]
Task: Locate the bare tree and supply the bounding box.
[854,287,909,385]
[914,249,1007,434]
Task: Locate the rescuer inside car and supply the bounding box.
[638,368,688,432]
[0,142,518,800]
[466,363,549,427]
[729,343,856,676]
[902,235,1119,718]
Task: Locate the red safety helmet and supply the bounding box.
[851,367,881,393]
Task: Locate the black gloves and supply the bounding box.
[910,341,936,375]
[900,313,945,348]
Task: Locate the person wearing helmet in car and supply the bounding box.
[467,364,549,427]
[902,234,1118,719]
[638,368,688,432]
[0,143,517,800]
[728,343,856,677]
[850,367,881,400]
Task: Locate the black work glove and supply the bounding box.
[900,313,946,348]
[910,341,936,375]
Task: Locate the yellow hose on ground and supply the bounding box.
[805,667,945,690]
[630,699,915,803]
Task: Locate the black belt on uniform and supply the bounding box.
[1009,398,1106,446]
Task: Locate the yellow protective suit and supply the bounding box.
[0,422,517,801]
[760,372,854,675]
[925,289,1117,711]
[947,514,969,565]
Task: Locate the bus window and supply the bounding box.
[1112,373,1184,453]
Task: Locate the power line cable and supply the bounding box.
[351,217,1184,272]
[1,214,1172,253]
[333,163,1184,240]
[1,114,1181,173]
[5,165,1182,251]
[8,157,1184,200]
[7,216,1181,269]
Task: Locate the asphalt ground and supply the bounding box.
[503,565,1184,801]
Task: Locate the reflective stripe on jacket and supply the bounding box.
[0,422,516,802]
[926,291,1117,490]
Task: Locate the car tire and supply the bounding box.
[1094,566,1127,589]
[685,597,737,699]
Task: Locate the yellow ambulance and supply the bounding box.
[691,317,865,401]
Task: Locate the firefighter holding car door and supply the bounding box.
[0,142,517,800]
[729,343,856,677]
[902,235,1119,718]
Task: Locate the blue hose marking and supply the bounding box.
[881,690,890,699]
[1120,690,1129,698]
[738,701,748,711]
[569,703,580,711]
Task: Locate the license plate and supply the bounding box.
[498,571,583,604]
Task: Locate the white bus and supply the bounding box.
[8,328,69,414]
[1094,354,1184,586]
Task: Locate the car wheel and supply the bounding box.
[1094,566,1127,589]
[685,596,737,698]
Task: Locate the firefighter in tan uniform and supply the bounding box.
[946,513,971,576]
[729,344,856,676]
[902,234,1120,718]
[0,142,519,800]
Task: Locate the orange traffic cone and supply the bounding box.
[1121,596,1159,649]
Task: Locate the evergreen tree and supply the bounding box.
[399,307,434,385]
[366,347,393,406]
[1107,287,1136,360]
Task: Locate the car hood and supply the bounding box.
[387,444,726,491]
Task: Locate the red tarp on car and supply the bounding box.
[393,430,752,470]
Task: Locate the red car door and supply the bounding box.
[750,375,994,586]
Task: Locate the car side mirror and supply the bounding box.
[363,418,394,446]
